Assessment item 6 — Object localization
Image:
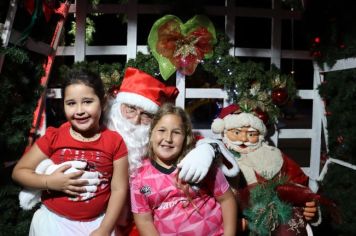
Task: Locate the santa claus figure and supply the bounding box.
[211,104,320,236]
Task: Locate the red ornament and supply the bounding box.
[271,88,288,106]
[108,85,120,98]
[253,108,269,125]
[324,111,332,116]
[312,51,322,58]
[314,37,320,44]
[337,136,344,144]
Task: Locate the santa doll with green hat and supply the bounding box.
[211,103,322,236]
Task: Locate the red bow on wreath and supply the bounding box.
[148,15,217,80]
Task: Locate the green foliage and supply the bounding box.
[318,69,356,163]
[304,0,356,68]
[0,184,36,236]
[319,164,356,236]
[244,177,292,236]
[0,46,42,236]
[125,52,161,80]
[68,17,96,45]
[318,69,356,236]
[202,32,297,124]
[59,60,123,93]
[0,46,43,162]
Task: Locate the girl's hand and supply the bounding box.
[89,227,111,236]
[303,201,318,221]
[241,218,248,231]
[46,165,88,195]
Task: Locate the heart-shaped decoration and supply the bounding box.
[148,15,216,80]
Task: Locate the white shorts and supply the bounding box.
[29,205,115,236]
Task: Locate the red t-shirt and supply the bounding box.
[36,122,127,221]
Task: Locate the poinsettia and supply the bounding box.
[148,15,216,80]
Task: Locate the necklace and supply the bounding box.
[69,127,101,142]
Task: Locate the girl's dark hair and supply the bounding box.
[147,103,195,164]
[61,67,106,123]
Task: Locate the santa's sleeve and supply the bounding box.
[281,153,309,186]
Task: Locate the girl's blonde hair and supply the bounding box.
[147,103,195,164]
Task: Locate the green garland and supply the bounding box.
[0,45,43,236]
[202,32,297,124]
[125,52,161,80]
[318,69,356,164]
[59,60,123,93]
[244,177,292,236]
[317,69,356,235]
[305,0,356,68]
[120,31,297,124]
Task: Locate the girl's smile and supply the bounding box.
[150,114,185,168]
[64,83,102,138]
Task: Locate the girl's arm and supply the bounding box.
[12,144,87,195]
[216,188,238,236]
[133,212,159,236]
[90,156,129,236]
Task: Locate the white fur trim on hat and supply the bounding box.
[211,118,225,134]
[115,91,159,114]
[213,112,267,136]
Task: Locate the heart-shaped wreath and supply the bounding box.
[148,15,217,80]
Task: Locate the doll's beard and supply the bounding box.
[223,136,263,154]
[107,109,150,175]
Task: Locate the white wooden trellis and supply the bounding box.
[310,57,356,192]
[54,0,321,187]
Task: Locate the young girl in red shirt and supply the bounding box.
[12,67,128,236]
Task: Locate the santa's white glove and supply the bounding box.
[177,143,215,183]
[45,160,101,200]
[185,138,240,178]
[19,159,101,210]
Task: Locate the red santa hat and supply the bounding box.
[115,67,179,113]
[211,104,267,136]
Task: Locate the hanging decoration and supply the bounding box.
[271,88,288,106]
[148,14,216,80]
[202,34,297,125]
[123,31,297,126]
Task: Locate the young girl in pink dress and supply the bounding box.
[130,103,237,236]
[12,67,128,236]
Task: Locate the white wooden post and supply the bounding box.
[74,0,87,62]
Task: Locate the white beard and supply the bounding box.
[222,135,264,154]
[106,102,150,175]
